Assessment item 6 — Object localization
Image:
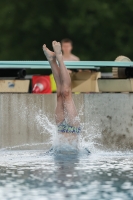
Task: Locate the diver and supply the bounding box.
[43,41,90,154]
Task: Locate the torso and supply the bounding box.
[63,54,80,61]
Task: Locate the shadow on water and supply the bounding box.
[53,153,80,188]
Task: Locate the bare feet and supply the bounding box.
[42,44,56,62]
[52,41,62,61]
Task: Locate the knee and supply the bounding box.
[61,87,71,98]
[57,90,62,98]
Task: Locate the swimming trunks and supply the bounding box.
[58,120,81,134]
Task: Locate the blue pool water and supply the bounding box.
[0,150,133,200]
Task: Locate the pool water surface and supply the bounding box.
[0,150,133,200]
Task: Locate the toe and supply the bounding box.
[55,41,58,45]
[52,41,56,46]
[43,44,46,49]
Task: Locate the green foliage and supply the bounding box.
[0,0,133,61]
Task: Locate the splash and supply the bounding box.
[1,95,102,154]
[34,101,102,154]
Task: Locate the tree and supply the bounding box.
[0,0,133,61]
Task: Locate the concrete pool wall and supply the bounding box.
[0,93,133,150]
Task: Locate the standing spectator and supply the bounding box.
[61,38,80,61]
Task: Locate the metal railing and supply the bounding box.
[0,61,133,69]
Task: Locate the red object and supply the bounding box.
[32,76,52,94]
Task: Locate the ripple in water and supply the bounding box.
[0,151,133,200]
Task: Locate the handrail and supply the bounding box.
[0,61,133,69]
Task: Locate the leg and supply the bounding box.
[52,41,79,126]
[43,44,64,124]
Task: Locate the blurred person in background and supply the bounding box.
[61,38,80,61]
[61,38,80,73]
[61,38,91,73]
